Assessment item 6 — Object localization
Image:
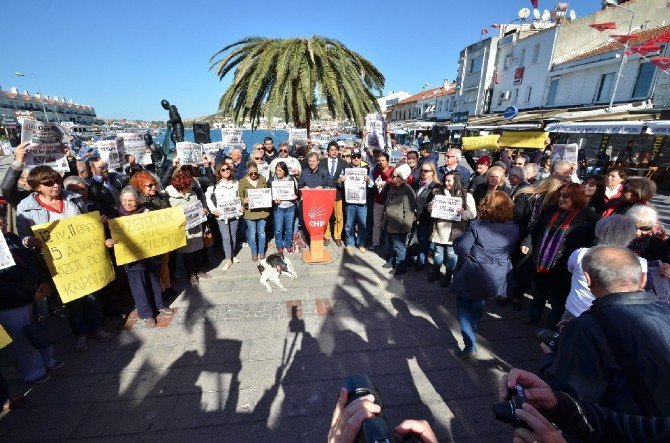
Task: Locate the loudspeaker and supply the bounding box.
[193,122,211,144]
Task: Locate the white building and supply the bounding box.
[452,36,500,117]
[377,91,410,113]
[0,87,97,124]
[388,84,455,122]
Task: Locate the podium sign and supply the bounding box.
[301,188,336,263]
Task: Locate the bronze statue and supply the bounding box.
[161,99,184,144]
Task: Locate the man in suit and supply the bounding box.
[319,141,347,246]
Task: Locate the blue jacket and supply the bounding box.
[449,220,519,300]
[437,163,471,185]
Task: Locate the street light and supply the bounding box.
[15,72,49,122]
[604,0,635,112]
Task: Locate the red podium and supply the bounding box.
[301,188,336,263]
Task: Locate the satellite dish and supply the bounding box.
[533,8,541,19]
[542,9,551,21]
[518,7,531,19]
[569,10,576,20]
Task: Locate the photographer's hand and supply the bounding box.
[499,369,557,410]
[513,404,565,443]
[395,420,438,443]
[328,388,381,443]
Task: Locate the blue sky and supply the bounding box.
[2,0,601,121]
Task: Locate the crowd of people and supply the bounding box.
[0,132,669,442]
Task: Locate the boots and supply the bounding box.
[440,269,453,288]
[428,265,441,283]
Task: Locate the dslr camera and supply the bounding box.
[492,383,529,429]
[537,328,560,353]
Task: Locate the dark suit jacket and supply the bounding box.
[319,157,347,200]
[88,172,128,218]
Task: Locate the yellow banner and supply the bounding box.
[498,131,549,149]
[32,211,115,303]
[0,325,11,349]
[461,135,500,151]
[108,207,186,266]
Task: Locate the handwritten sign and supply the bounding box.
[108,207,187,266]
[551,143,579,165]
[96,138,125,169]
[498,131,548,149]
[430,195,463,221]
[183,201,207,229]
[0,231,16,270]
[462,135,500,151]
[32,212,115,303]
[20,119,68,172]
[176,141,202,164]
[247,188,272,209]
[272,180,296,200]
[344,167,367,204]
[219,197,243,219]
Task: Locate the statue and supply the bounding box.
[161,99,184,144]
[143,133,166,173]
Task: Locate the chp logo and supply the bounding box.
[307,206,327,228]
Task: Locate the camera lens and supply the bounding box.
[344,374,383,407]
[492,401,516,425]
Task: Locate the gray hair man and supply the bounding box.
[508,166,528,197]
[524,162,539,184]
[437,147,471,185]
[544,245,670,416]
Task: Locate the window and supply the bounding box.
[526,86,533,103]
[513,88,519,104]
[632,62,655,98]
[519,49,526,67]
[468,56,483,73]
[438,101,442,112]
[546,77,560,106]
[532,44,540,63]
[596,72,616,102]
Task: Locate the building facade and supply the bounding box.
[452,36,500,118]
[0,87,97,124]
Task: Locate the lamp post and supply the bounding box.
[15,72,49,122]
[605,0,635,112]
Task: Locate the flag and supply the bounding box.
[531,0,539,8]
[589,22,617,32]
[650,57,670,70]
[491,24,501,29]
[629,44,662,55]
[610,33,640,44]
[481,28,489,35]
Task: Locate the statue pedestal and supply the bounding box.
[302,239,332,263]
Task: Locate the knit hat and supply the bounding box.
[395,163,411,181]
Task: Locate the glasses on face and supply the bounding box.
[220,168,230,172]
[420,169,432,173]
[515,162,524,166]
[248,172,258,176]
[279,149,289,154]
[637,225,654,232]
[40,180,59,187]
[253,157,263,161]
[445,155,457,159]
[145,183,157,189]
[342,155,350,158]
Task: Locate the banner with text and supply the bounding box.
[31,212,115,303]
[247,188,272,209]
[220,129,243,147]
[0,231,15,270]
[108,207,187,266]
[461,135,500,151]
[364,114,385,149]
[498,131,548,149]
[203,142,222,160]
[20,119,68,172]
[218,197,243,219]
[430,195,462,221]
[550,143,579,165]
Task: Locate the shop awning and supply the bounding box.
[645,121,670,135]
[545,121,645,134]
[446,123,466,130]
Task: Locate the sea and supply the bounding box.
[156,128,289,152]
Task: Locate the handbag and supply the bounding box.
[202,227,214,248]
[23,303,72,350]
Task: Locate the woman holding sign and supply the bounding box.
[428,170,477,286]
[206,163,244,271]
[238,162,270,262]
[268,162,299,254]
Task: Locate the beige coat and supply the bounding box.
[430,191,477,245]
[166,185,204,253]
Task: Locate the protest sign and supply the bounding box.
[430,195,463,221]
[247,188,272,209]
[288,128,308,145]
[203,142,222,159]
[272,180,296,200]
[0,231,15,271]
[498,131,548,149]
[221,128,243,146]
[31,212,115,303]
[344,167,367,204]
[108,207,186,266]
[461,135,500,151]
[96,138,125,169]
[140,152,153,166]
[258,163,270,180]
[20,119,68,172]
[176,142,202,164]
[364,114,385,148]
[117,132,146,160]
[219,197,243,219]
[0,141,12,156]
[0,325,11,349]
[551,143,579,164]
[183,201,207,229]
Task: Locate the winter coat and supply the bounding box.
[430,190,477,245]
[382,183,417,234]
[238,175,270,220]
[412,180,440,224]
[16,190,86,238]
[449,220,519,300]
[166,185,203,253]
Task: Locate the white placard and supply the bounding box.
[648,260,670,301]
[247,188,273,209]
[0,141,12,156]
[288,128,308,145]
[344,167,367,204]
[219,197,243,219]
[202,142,222,159]
[430,195,463,221]
[96,138,125,169]
[221,129,243,146]
[551,143,579,165]
[176,141,202,164]
[0,232,16,270]
[140,152,153,166]
[271,180,296,200]
[117,132,145,160]
[258,163,270,180]
[183,201,207,229]
[364,114,385,149]
[20,119,69,172]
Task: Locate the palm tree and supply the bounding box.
[210,36,385,135]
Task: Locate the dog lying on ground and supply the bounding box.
[257,253,298,293]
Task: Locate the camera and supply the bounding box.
[492,383,529,428]
[537,328,560,353]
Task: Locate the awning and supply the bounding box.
[645,121,670,135]
[545,121,645,134]
[446,123,466,130]
[499,123,542,130]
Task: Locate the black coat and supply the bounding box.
[0,233,50,311]
[319,157,347,201]
[472,183,512,207]
[412,181,440,223]
[88,173,128,218]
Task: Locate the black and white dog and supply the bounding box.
[257,253,299,293]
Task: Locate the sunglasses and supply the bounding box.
[342,155,351,158]
[40,180,59,187]
[420,169,432,173]
[253,157,263,160]
[248,172,258,176]
[145,183,157,188]
[445,155,457,159]
[279,149,289,153]
[220,168,231,172]
[637,225,654,232]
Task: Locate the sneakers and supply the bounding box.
[358,246,367,253]
[74,335,88,352]
[232,257,240,263]
[345,246,353,252]
[334,239,343,247]
[259,254,266,260]
[93,328,112,341]
[323,239,330,246]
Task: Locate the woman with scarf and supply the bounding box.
[522,183,600,330]
[603,176,655,217]
[106,187,173,327]
[411,161,440,270]
[206,162,243,270]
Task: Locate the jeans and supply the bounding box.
[433,244,457,270]
[67,294,103,336]
[217,218,239,260]
[274,205,295,249]
[345,204,367,247]
[0,301,55,382]
[126,268,165,320]
[457,297,486,352]
[387,233,409,272]
[245,218,267,257]
[415,222,432,265]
